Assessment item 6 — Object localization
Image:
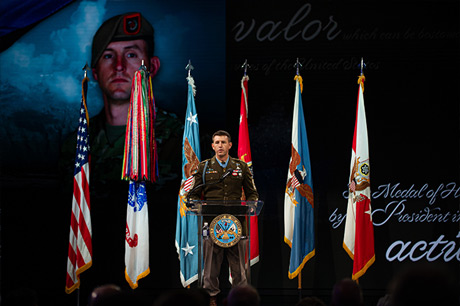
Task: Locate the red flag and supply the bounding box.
[65,74,92,294]
[343,75,375,281]
[238,75,259,265]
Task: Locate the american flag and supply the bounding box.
[65,75,92,294]
[291,176,301,189]
[183,176,194,192]
[291,169,303,189]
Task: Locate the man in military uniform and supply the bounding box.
[189,130,258,306]
[60,12,182,297]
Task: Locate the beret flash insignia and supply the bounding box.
[124,13,141,35]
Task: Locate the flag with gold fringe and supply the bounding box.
[175,71,201,287]
[284,73,315,279]
[123,63,157,289]
[343,73,375,281]
[65,71,92,294]
[238,74,259,266]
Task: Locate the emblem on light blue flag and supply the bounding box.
[175,71,201,287]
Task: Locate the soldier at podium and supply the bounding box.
[189,130,259,306]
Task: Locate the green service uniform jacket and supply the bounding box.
[190,156,258,202]
[189,156,258,234]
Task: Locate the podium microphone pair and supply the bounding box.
[186,168,233,208]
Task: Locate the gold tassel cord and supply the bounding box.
[357,74,365,92]
[294,75,303,93]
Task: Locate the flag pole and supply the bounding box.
[298,271,302,300]
[185,60,194,285]
[186,59,194,77]
[241,59,250,76]
[294,58,302,76]
[77,63,89,306]
[76,63,89,306]
[294,58,303,301]
[355,57,365,286]
[297,58,301,301]
[239,58,253,278]
[358,57,366,92]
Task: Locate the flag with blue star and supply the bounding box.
[175,73,201,286]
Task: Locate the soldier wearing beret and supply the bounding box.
[189,130,258,306]
[91,12,158,126]
[60,12,182,297]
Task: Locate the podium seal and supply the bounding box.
[209,214,242,248]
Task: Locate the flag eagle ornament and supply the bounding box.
[175,73,201,286]
[65,73,92,294]
[343,74,375,281]
[284,75,315,279]
[238,74,260,266]
[123,64,157,289]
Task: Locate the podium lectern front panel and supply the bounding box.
[185,200,263,288]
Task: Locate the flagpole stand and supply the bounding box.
[197,213,203,286]
[298,271,302,301]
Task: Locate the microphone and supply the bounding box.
[219,168,233,182]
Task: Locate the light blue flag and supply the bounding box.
[175,75,201,286]
[284,75,315,279]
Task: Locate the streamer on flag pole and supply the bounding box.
[123,60,157,289]
[122,61,158,182]
[284,60,315,280]
[343,59,375,281]
[65,65,92,294]
[175,60,201,286]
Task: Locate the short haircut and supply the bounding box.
[212,130,231,143]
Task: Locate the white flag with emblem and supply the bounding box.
[343,75,375,281]
[125,181,150,288]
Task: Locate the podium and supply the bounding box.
[186,200,263,287]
